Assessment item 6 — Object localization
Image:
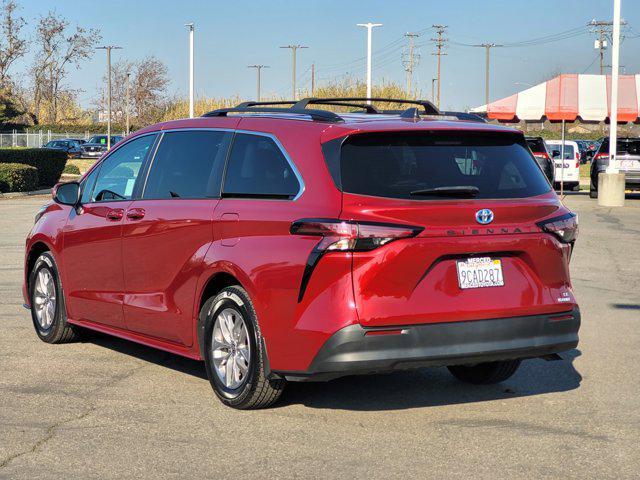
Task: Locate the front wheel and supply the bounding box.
[29,251,80,343]
[202,286,285,409]
[447,359,521,385]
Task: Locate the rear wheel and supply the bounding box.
[202,286,285,409]
[447,359,521,385]
[590,173,599,198]
[29,251,80,343]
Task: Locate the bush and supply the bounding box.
[63,163,81,175]
[0,148,67,187]
[0,163,39,193]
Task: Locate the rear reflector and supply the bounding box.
[365,329,405,336]
[549,314,574,322]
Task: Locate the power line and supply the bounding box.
[402,33,421,96]
[280,45,308,100]
[473,43,502,107]
[431,25,448,108]
[247,64,269,101]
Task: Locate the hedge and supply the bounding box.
[0,163,39,193]
[0,148,67,187]
[63,163,81,175]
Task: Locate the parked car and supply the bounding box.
[590,137,640,198]
[80,135,124,159]
[545,140,581,191]
[575,140,598,164]
[24,98,580,409]
[42,139,83,158]
[525,136,554,183]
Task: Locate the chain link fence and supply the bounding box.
[0,130,94,148]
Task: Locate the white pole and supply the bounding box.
[607,0,621,174]
[186,23,195,118]
[357,22,382,104]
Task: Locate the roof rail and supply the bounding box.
[202,97,441,122]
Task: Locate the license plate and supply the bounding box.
[456,257,504,289]
[619,159,640,169]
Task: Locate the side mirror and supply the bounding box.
[53,182,80,206]
[552,150,561,158]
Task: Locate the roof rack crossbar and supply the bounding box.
[293,97,440,115]
[203,106,342,122]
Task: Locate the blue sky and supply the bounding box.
[12,0,640,110]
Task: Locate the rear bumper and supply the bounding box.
[277,309,580,382]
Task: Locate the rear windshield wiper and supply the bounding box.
[410,186,480,198]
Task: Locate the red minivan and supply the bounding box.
[24,99,580,409]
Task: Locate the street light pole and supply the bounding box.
[599,0,625,207]
[96,45,122,151]
[357,22,382,104]
[185,23,195,118]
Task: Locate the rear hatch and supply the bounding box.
[599,138,640,176]
[331,130,577,327]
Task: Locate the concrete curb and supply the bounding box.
[0,188,50,199]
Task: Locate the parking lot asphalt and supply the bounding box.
[0,193,639,479]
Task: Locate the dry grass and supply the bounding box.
[67,159,97,174]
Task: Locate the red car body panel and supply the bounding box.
[24,113,579,373]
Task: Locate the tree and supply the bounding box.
[31,10,101,124]
[98,55,169,126]
[0,0,27,89]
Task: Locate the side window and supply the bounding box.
[91,134,156,202]
[143,130,232,199]
[223,133,300,199]
[80,166,100,204]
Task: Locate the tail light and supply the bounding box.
[595,153,609,161]
[291,219,423,301]
[575,152,580,168]
[537,213,578,244]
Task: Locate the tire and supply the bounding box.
[447,359,521,385]
[589,188,598,199]
[29,251,80,344]
[201,286,285,409]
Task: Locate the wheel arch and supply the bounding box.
[195,270,244,359]
[26,241,54,293]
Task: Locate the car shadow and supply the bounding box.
[86,331,582,411]
[85,331,208,380]
[279,350,582,411]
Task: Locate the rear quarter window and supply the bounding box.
[338,132,551,200]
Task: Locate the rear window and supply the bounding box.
[338,132,551,200]
[599,138,640,155]
[526,138,546,153]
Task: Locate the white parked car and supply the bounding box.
[546,140,580,191]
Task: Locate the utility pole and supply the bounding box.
[402,33,421,97]
[473,43,503,107]
[431,25,448,109]
[588,19,627,74]
[96,45,122,151]
[280,45,308,100]
[311,63,316,96]
[125,72,131,136]
[185,23,195,118]
[248,65,269,101]
[357,22,383,104]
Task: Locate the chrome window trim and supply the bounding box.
[84,131,159,204]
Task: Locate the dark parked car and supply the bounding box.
[525,136,554,183]
[80,135,124,159]
[590,137,640,198]
[42,139,83,158]
[24,98,580,409]
[576,140,598,164]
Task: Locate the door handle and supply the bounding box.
[126,208,146,220]
[106,208,124,221]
